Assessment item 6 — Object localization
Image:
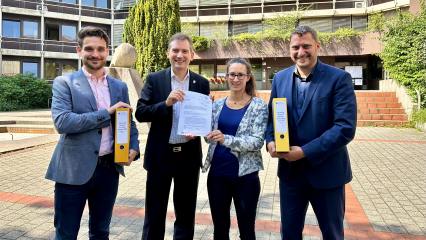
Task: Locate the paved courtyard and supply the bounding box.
[0,127,425,239]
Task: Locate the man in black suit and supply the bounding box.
[135,33,210,240]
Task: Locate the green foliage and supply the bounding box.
[367,12,385,33]
[217,12,361,46]
[318,27,359,44]
[192,36,211,51]
[263,12,300,36]
[0,74,52,111]
[411,108,426,124]
[380,10,426,107]
[181,22,198,36]
[123,0,181,80]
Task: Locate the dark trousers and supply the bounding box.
[207,173,260,240]
[54,158,119,240]
[142,144,200,240]
[279,178,345,240]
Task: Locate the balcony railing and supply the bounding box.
[1,37,42,51]
[2,0,111,19]
[2,0,40,10]
[44,40,77,53]
[81,5,111,19]
[44,1,79,15]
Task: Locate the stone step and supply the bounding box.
[354,91,396,97]
[357,102,402,109]
[0,120,53,125]
[356,96,399,103]
[0,125,56,134]
[357,108,406,114]
[357,120,408,127]
[0,110,51,118]
[357,114,408,121]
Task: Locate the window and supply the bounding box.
[189,65,200,74]
[44,62,59,80]
[216,65,227,77]
[23,21,39,38]
[82,0,95,6]
[2,61,20,76]
[2,20,20,38]
[22,62,39,77]
[63,63,77,74]
[97,0,108,8]
[62,25,77,41]
[62,0,77,4]
[46,23,60,41]
[200,64,215,79]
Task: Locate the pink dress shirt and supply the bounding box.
[83,67,113,156]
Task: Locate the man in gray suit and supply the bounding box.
[46,26,139,240]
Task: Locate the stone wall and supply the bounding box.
[379,79,415,118]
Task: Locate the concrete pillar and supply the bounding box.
[40,0,45,79]
[0,8,3,75]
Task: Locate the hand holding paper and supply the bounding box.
[177,91,212,137]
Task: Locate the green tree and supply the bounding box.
[123,0,181,79]
[380,8,426,108]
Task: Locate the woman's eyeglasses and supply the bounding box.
[226,73,250,79]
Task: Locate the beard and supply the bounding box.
[83,58,105,71]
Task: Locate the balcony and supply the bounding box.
[2,0,40,10]
[44,1,79,15]
[44,40,77,53]
[81,5,111,19]
[1,37,42,51]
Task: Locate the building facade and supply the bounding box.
[0,0,415,90]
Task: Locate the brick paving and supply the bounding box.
[0,127,425,239]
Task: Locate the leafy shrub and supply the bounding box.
[0,74,52,111]
[412,109,426,124]
[192,36,211,51]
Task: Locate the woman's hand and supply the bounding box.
[206,130,225,144]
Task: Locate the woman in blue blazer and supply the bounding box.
[203,58,268,240]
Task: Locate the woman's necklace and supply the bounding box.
[228,95,252,106]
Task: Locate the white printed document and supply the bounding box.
[177,91,212,136]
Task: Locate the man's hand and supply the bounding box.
[206,130,224,144]
[107,101,132,115]
[166,90,185,107]
[280,146,305,162]
[118,149,138,166]
[267,141,278,158]
[267,142,305,161]
[184,133,196,141]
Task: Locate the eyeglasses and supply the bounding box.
[226,72,250,80]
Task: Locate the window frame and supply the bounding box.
[2,19,21,38]
[22,61,40,77]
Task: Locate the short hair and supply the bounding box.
[168,33,194,52]
[77,26,110,47]
[291,25,319,42]
[226,58,256,97]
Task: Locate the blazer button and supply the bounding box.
[94,150,99,155]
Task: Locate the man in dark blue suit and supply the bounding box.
[135,33,210,240]
[266,26,357,239]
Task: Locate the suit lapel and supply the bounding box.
[107,76,118,106]
[165,68,172,96]
[76,70,98,111]
[188,70,197,92]
[297,63,322,124]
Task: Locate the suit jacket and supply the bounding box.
[135,67,210,171]
[46,69,140,185]
[266,60,357,189]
